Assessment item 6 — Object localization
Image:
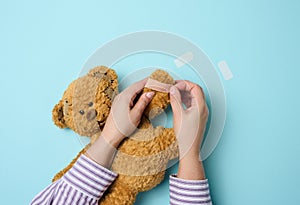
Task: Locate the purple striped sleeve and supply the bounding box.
[169,175,212,205]
[30,154,118,205]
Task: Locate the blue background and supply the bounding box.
[1,0,299,204]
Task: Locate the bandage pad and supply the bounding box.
[145,78,173,93]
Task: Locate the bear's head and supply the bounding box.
[52,66,118,141]
[52,66,175,145]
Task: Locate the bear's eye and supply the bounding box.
[88,102,93,107]
[79,110,85,115]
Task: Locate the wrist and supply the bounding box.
[86,136,118,168]
[179,152,200,164]
[178,154,205,180]
[101,128,125,148]
[178,141,201,159]
[104,135,124,148]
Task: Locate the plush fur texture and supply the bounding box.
[52,66,178,205]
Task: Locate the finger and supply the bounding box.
[122,78,148,101]
[175,80,205,99]
[175,80,205,107]
[174,80,193,92]
[170,86,183,117]
[180,91,192,108]
[130,92,155,123]
[174,81,195,107]
[175,79,184,84]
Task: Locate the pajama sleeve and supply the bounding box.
[30,154,118,205]
[169,175,212,205]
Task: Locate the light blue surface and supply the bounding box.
[0,0,299,204]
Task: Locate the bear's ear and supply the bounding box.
[52,100,67,128]
[88,66,109,79]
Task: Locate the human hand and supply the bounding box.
[87,78,155,168]
[170,80,209,159]
[101,78,155,147]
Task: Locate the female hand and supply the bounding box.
[101,78,155,147]
[170,80,209,179]
[87,78,155,168]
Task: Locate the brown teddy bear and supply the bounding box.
[52,66,178,205]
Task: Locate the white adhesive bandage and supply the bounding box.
[218,60,233,80]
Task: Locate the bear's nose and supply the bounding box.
[86,109,97,121]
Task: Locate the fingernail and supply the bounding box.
[170,86,175,95]
[146,92,154,98]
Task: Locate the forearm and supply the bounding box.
[85,135,121,169]
[177,130,206,180]
[178,151,205,180]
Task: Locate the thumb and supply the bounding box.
[170,86,183,116]
[130,92,155,123]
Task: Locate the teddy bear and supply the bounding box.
[52,65,179,205]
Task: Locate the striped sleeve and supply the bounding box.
[30,154,118,205]
[169,175,212,205]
